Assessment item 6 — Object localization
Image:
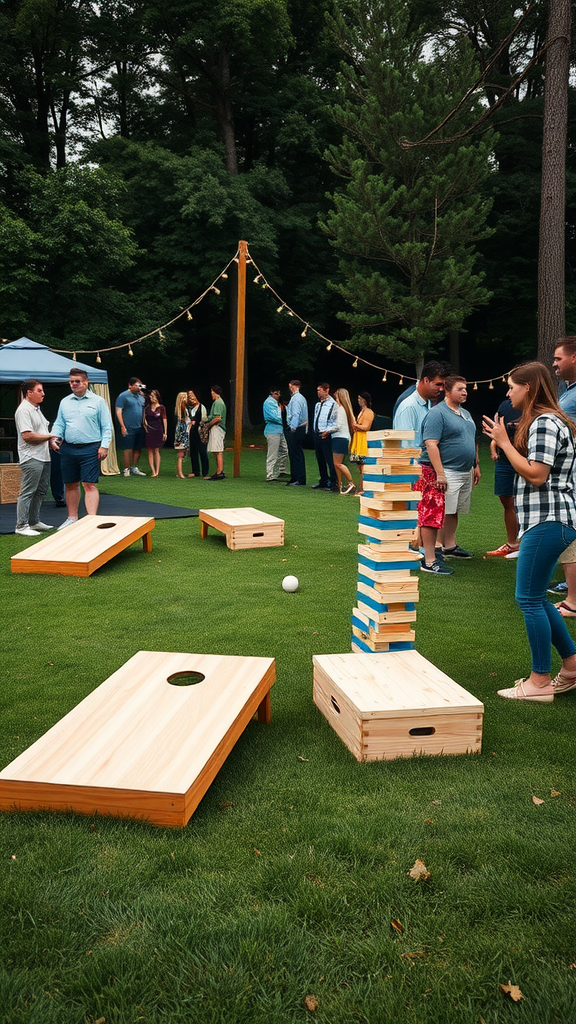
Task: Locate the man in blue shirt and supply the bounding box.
[263,387,289,481]
[311,383,338,491]
[50,369,113,529]
[392,361,447,447]
[115,377,146,477]
[285,379,308,486]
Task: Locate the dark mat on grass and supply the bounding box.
[1,492,198,534]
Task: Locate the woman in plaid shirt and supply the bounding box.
[483,362,576,701]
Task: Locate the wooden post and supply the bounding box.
[234,240,248,477]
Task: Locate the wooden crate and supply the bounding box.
[0,651,275,827]
[199,507,284,549]
[0,463,22,503]
[313,651,483,762]
[10,514,155,576]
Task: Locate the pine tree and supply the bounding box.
[322,0,496,370]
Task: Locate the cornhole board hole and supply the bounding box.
[313,651,483,762]
[0,651,275,827]
[199,507,284,549]
[10,514,155,576]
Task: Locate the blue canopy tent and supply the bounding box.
[0,337,119,473]
[0,337,108,383]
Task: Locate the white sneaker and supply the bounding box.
[15,525,40,537]
[57,517,78,531]
[123,468,130,477]
[30,521,54,531]
[131,466,146,476]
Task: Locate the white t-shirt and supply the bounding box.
[15,399,51,463]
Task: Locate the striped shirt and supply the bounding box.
[514,414,576,537]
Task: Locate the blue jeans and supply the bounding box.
[515,521,576,673]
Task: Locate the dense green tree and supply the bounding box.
[323,0,496,371]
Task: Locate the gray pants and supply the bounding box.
[265,433,288,480]
[16,459,50,528]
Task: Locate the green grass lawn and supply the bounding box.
[1,444,575,1024]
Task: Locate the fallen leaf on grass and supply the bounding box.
[500,983,524,1002]
[432,799,441,805]
[94,1018,106,1024]
[254,848,261,856]
[304,995,318,1011]
[220,801,234,808]
[551,789,561,797]
[408,859,430,881]
[390,918,403,934]
[532,796,545,806]
[401,950,425,959]
[423,818,433,824]
[297,756,309,762]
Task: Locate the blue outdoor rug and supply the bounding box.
[1,492,198,534]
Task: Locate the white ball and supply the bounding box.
[282,575,299,593]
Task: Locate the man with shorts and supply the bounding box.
[204,385,226,480]
[115,377,146,476]
[419,375,480,575]
[50,369,113,529]
[14,379,56,536]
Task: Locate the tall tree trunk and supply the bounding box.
[537,0,570,364]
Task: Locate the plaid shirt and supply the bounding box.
[514,414,576,537]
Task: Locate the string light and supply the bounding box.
[128,345,134,356]
[253,274,262,284]
[502,375,506,382]
[277,304,285,314]
[73,352,77,361]
[301,324,309,338]
[398,376,403,385]
[186,311,193,321]
[212,286,221,295]
[382,371,387,382]
[473,382,478,390]
[488,380,494,389]
[96,353,102,364]
[326,342,332,351]
[221,272,228,280]
[159,331,165,342]
[353,357,359,368]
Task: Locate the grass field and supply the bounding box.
[1,443,575,1024]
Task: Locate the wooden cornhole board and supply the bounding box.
[313,651,483,762]
[199,506,284,549]
[0,651,275,827]
[10,514,155,576]
[0,463,22,503]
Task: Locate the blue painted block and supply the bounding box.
[357,555,418,572]
[350,634,415,653]
[358,515,415,532]
[363,473,420,484]
[363,456,418,466]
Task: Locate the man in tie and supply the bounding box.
[311,383,338,491]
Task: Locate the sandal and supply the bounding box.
[556,601,576,618]
[497,678,554,703]
[551,670,576,694]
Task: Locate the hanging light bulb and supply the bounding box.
[72,352,77,361]
[473,382,478,390]
[159,331,165,342]
[253,274,262,284]
[382,371,387,382]
[186,310,193,321]
[96,352,102,364]
[287,310,294,316]
[128,345,134,357]
[301,324,309,338]
[353,357,358,368]
[277,304,285,314]
[233,256,239,263]
[212,286,221,295]
[488,380,494,390]
[221,272,228,279]
[502,375,506,382]
[326,341,332,351]
[398,376,403,385]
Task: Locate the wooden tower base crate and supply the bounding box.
[199,507,284,550]
[314,651,483,761]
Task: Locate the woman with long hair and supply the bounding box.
[483,361,576,701]
[333,388,356,494]
[143,389,167,477]
[349,391,375,496]
[173,391,190,479]
[187,389,208,478]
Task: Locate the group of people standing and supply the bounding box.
[115,379,227,481]
[263,379,376,494]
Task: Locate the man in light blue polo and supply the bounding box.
[263,386,288,481]
[285,379,308,486]
[393,361,447,447]
[50,369,113,529]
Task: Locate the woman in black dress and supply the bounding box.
[143,389,167,477]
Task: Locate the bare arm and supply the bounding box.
[482,415,550,486]
[424,439,448,492]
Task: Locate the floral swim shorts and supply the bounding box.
[417,464,445,530]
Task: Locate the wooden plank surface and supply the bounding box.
[0,651,275,826]
[10,515,155,576]
[199,507,285,549]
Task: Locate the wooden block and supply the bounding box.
[10,515,155,576]
[367,429,415,444]
[313,651,484,762]
[359,502,418,522]
[0,463,22,503]
[358,521,416,545]
[357,574,420,600]
[199,507,284,550]
[365,447,421,460]
[0,651,275,827]
[351,636,414,654]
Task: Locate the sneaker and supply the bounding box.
[420,559,453,575]
[208,472,225,480]
[342,483,356,495]
[30,522,54,532]
[420,547,446,563]
[487,542,520,557]
[442,545,474,559]
[15,525,40,537]
[123,468,130,477]
[548,581,568,595]
[57,517,78,531]
[131,466,146,476]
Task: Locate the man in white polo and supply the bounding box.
[14,379,56,536]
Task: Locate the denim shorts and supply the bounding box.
[60,442,101,484]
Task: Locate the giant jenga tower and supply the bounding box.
[351,429,422,653]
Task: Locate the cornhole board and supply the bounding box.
[0,463,21,504]
[313,650,483,762]
[10,514,155,576]
[0,651,275,827]
[199,507,284,549]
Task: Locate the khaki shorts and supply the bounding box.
[444,468,473,515]
[207,424,225,453]
[559,537,576,564]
